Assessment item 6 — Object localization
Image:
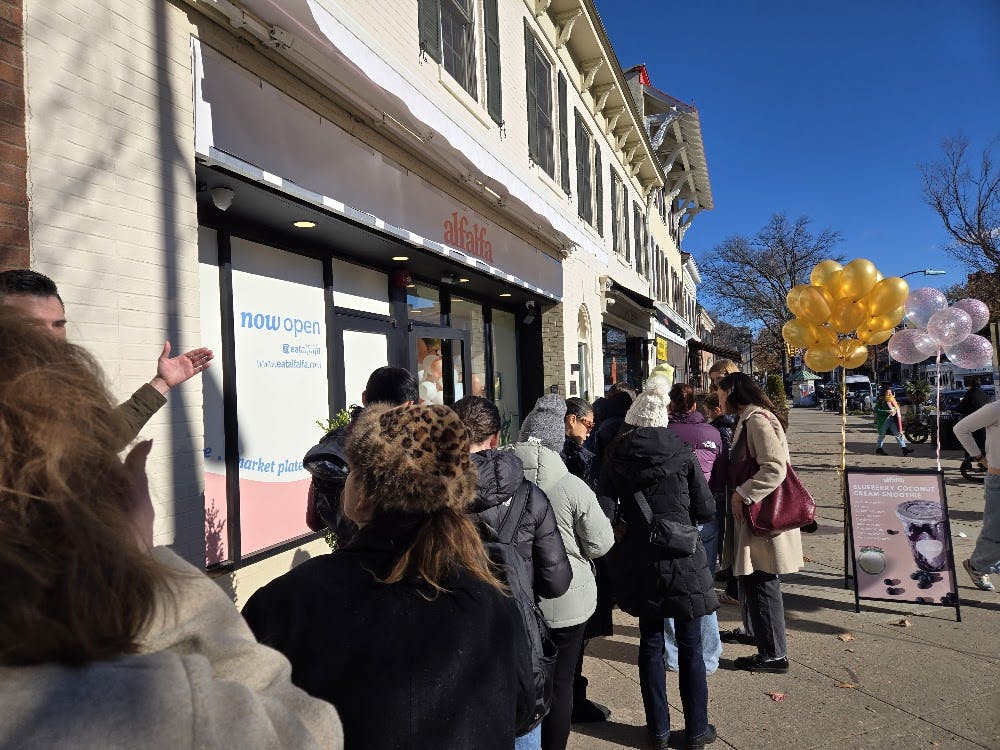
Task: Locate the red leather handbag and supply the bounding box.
[727,414,816,537]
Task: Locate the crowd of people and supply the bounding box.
[1,267,996,748]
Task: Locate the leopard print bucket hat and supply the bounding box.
[345,402,477,515]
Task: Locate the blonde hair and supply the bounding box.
[0,310,168,665]
[708,359,740,377]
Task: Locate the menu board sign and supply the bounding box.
[844,469,961,620]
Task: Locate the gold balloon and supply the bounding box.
[816,285,836,310]
[815,324,838,347]
[839,258,879,301]
[857,327,893,345]
[805,346,840,373]
[842,343,870,370]
[863,277,909,315]
[823,269,847,300]
[869,306,905,332]
[829,298,867,334]
[797,285,832,325]
[782,318,818,349]
[875,271,884,283]
[810,259,843,289]
[786,285,808,317]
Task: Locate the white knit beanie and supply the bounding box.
[624,375,672,428]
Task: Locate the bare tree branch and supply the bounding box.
[699,212,845,354]
[920,135,1000,272]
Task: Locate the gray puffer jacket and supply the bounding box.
[510,440,615,629]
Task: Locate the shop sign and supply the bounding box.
[656,336,668,362]
[195,42,561,297]
[444,211,493,263]
[845,468,960,620]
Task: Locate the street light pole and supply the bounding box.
[901,269,947,279]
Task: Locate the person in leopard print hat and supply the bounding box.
[243,403,531,750]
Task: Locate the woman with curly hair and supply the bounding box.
[0,310,340,749]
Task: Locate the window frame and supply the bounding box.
[524,24,555,178]
[440,0,478,100]
[575,109,594,225]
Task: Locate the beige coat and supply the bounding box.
[724,405,804,576]
[0,547,343,749]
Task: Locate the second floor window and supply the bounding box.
[418,0,502,125]
[575,110,593,225]
[524,23,554,177]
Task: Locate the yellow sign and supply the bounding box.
[656,336,668,362]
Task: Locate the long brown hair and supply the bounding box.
[718,372,788,432]
[0,310,168,665]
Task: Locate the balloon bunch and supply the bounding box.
[782,259,909,373]
[887,289,994,367]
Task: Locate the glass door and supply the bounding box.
[410,326,471,406]
[332,313,390,411]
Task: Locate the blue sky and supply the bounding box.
[596,0,1000,287]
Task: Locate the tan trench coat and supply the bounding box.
[722,405,804,576]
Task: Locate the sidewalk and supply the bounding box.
[568,408,1000,749]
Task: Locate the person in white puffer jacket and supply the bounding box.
[511,394,615,750]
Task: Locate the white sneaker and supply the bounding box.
[963,559,995,592]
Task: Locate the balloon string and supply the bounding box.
[840,367,847,473]
[935,349,942,472]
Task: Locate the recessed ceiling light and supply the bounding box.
[499,293,512,297]
[406,284,415,288]
[293,220,316,228]
[392,255,409,261]
[458,278,470,283]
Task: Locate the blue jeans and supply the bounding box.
[638,615,709,740]
[514,724,541,750]
[664,612,722,674]
[877,420,906,449]
[971,473,1000,574]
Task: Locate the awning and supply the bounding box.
[688,339,744,362]
[231,0,604,261]
[610,280,655,310]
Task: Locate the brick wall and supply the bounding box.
[0,0,28,270]
[22,0,205,561]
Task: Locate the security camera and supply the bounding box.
[211,187,235,211]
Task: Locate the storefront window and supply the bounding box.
[492,308,520,443]
[450,296,487,400]
[602,324,628,393]
[229,237,326,558]
[407,282,441,324]
[332,259,388,315]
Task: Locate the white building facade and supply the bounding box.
[14,0,684,597]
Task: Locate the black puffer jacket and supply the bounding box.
[470,450,572,600]
[599,426,719,621]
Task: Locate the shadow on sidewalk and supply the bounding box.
[571,720,649,749]
[586,637,638,665]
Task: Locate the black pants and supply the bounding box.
[541,623,587,750]
[739,570,787,660]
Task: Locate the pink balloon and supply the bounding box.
[904,287,948,328]
[945,334,995,370]
[888,329,938,365]
[927,307,972,347]
[952,298,990,332]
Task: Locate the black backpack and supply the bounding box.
[481,480,557,735]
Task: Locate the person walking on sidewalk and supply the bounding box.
[510,394,615,750]
[954,399,1000,592]
[874,388,912,456]
[956,376,990,472]
[561,397,596,482]
[717,373,804,675]
[599,375,719,750]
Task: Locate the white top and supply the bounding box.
[954,400,1000,469]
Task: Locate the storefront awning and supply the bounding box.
[227,0,603,261]
[688,339,744,362]
[610,280,655,311]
